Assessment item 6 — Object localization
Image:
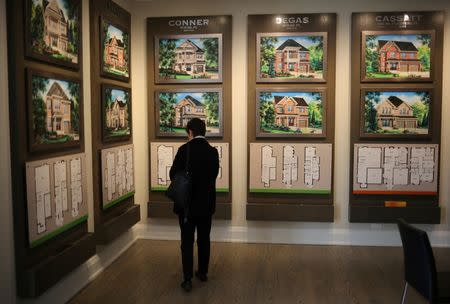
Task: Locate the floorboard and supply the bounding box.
[69,240,450,304]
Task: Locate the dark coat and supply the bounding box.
[169,137,219,216]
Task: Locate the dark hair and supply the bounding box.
[186,118,206,137]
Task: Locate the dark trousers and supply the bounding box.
[178,215,212,280]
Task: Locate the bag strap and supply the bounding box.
[185,143,190,173]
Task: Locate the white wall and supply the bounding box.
[132,0,450,245]
[0,0,16,302]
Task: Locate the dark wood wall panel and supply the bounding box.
[6,0,95,297]
[349,11,444,223]
[146,16,233,219]
[246,14,336,222]
[89,0,140,243]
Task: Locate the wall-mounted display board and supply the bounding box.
[247,14,336,222]
[147,15,232,219]
[101,145,135,210]
[90,0,140,245]
[7,0,95,297]
[249,143,332,194]
[349,11,444,224]
[150,142,230,192]
[26,153,88,248]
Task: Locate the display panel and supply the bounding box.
[249,143,332,194]
[150,141,229,192]
[155,88,223,138]
[101,144,135,210]
[25,0,81,69]
[361,30,434,82]
[360,88,432,138]
[27,69,83,153]
[155,34,223,84]
[353,143,438,195]
[102,84,132,142]
[256,32,327,83]
[100,16,130,81]
[256,88,326,138]
[26,153,88,248]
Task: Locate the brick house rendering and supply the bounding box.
[378,40,422,73]
[376,96,417,129]
[273,96,309,128]
[45,82,72,136]
[275,39,311,74]
[106,98,128,129]
[174,95,206,127]
[174,40,206,75]
[43,0,68,55]
[104,36,126,70]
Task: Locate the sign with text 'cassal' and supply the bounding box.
[150,142,229,193]
[357,11,438,28]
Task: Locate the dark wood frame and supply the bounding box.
[101,84,132,143]
[24,0,82,70]
[359,87,433,139]
[100,16,130,82]
[256,32,328,83]
[26,68,83,154]
[360,30,435,83]
[154,33,223,84]
[255,87,327,138]
[155,88,224,138]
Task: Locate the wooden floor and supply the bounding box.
[69,240,450,304]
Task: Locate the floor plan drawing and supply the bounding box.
[157,145,176,186]
[101,145,135,209]
[261,145,277,187]
[250,143,332,193]
[353,144,438,194]
[282,145,297,188]
[304,146,320,188]
[151,142,230,192]
[26,153,87,247]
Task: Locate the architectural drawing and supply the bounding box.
[249,143,332,193]
[101,145,135,209]
[150,142,230,191]
[353,144,438,194]
[26,153,87,246]
[282,145,298,187]
[157,145,175,186]
[304,146,320,188]
[261,145,277,187]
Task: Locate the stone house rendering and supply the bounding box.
[274,39,311,74]
[174,40,206,75]
[106,98,128,129]
[45,82,72,135]
[43,0,68,55]
[104,36,126,69]
[376,96,417,129]
[273,96,309,128]
[174,95,206,127]
[378,40,422,73]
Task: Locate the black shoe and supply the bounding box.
[195,271,208,282]
[181,280,192,292]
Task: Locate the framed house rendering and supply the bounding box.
[361,30,434,82]
[102,85,132,142]
[256,32,327,83]
[27,69,82,153]
[256,88,326,138]
[25,0,81,69]
[155,88,223,137]
[360,88,432,138]
[155,34,223,84]
[100,17,130,81]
